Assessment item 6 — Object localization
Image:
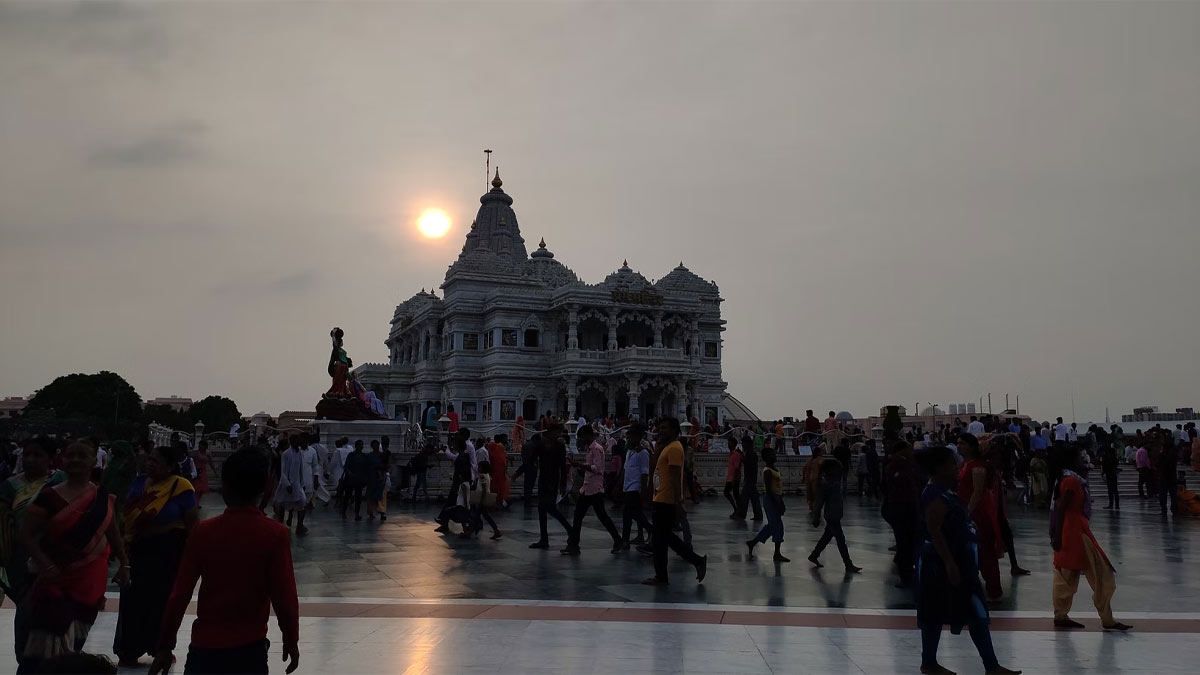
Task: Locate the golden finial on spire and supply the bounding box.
[492,168,502,189]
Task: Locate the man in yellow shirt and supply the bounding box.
[642,417,707,586]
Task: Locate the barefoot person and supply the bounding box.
[746,447,788,562]
[18,442,130,672]
[915,446,1020,675]
[151,447,300,675]
[1050,444,1131,632]
[642,417,707,586]
[808,458,861,573]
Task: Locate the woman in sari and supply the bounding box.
[18,442,129,673]
[512,416,527,454]
[114,446,198,667]
[0,437,65,663]
[488,435,510,507]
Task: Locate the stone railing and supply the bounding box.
[386,449,811,498]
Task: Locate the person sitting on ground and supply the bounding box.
[1175,474,1200,517]
[151,447,300,675]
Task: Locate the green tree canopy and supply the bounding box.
[186,395,243,434]
[24,371,143,439]
[27,371,142,424]
[142,403,189,430]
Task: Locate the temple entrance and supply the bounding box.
[616,320,653,348]
[522,398,539,422]
[640,384,677,422]
[577,317,609,351]
[578,389,607,421]
[615,391,630,420]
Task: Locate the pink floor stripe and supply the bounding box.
[100,599,1200,632]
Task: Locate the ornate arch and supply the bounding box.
[518,383,540,402]
[520,313,543,331]
[661,314,690,332]
[578,308,608,323]
[578,378,608,394]
[617,311,654,329]
[638,376,679,393]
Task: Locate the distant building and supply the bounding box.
[277,410,317,430]
[354,169,735,427]
[861,406,1029,436]
[146,395,193,412]
[1122,406,1197,423]
[0,396,29,418]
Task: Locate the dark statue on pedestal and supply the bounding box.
[316,327,388,421]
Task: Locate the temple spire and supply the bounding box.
[492,168,503,189]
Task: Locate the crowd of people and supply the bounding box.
[0,408,1194,673]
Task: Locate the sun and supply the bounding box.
[417,209,451,238]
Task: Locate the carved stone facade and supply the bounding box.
[354,170,727,428]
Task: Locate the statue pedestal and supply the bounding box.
[315,396,386,421]
[312,418,420,452]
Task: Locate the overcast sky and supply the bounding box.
[2,1,1198,423]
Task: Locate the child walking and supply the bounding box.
[746,447,788,562]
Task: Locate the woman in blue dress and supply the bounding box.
[915,446,1020,675]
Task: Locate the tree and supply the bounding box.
[186,395,242,434]
[27,371,142,424]
[142,403,189,430]
[25,371,143,438]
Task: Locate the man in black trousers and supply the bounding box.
[736,436,763,521]
[528,421,572,549]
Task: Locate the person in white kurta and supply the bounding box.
[274,438,312,534]
[301,441,328,504]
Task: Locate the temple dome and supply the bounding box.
[523,238,580,288]
[447,168,527,279]
[530,237,554,259]
[655,262,718,294]
[602,260,652,289]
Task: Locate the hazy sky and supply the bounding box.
[2,1,1198,423]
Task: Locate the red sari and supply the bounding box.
[957,459,1005,599]
[25,484,114,660]
[488,443,509,502]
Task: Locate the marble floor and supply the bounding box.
[1,493,1195,673]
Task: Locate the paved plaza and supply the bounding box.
[1,496,1197,673]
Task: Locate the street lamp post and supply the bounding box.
[566,418,579,452]
[782,423,796,455]
[438,414,452,448]
[193,420,205,451]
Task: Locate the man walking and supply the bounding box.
[513,435,539,507]
[620,423,652,547]
[1157,432,1179,516]
[642,418,707,586]
[529,421,572,549]
[562,425,622,555]
[736,436,763,520]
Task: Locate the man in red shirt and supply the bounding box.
[151,448,300,675]
[803,410,822,435]
[446,404,460,433]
